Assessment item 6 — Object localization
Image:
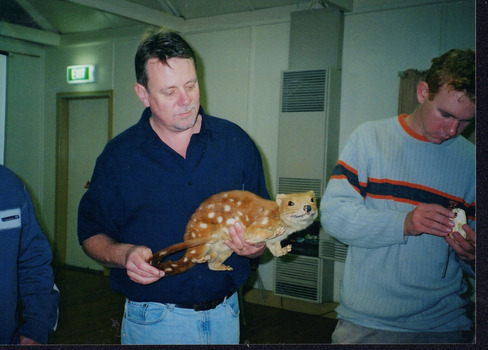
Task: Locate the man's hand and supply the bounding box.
[125,245,165,284]
[82,234,164,285]
[225,221,266,258]
[404,203,454,237]
[19,335,39,345]
[445,224,475,261]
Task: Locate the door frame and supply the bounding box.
[54,90,113,266]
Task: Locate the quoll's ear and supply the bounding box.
[276,193,285,206]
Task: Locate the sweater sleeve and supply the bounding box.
[320,123,407,248]
[17,185,59,344]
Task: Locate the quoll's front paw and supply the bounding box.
[275,244,292,257]
[271,226,286,238]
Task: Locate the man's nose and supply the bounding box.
[446,119,460,136]
[178,90,191,105]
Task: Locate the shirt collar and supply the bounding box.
[137,105,211,142]
[398,114,429,142]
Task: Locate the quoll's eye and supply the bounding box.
[310,198,314,203]
[288,201,295,206]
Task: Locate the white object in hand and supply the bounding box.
[451,208,467,239]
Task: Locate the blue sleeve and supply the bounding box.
[320,124,406,248]
[17,185,59,344]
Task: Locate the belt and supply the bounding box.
[173,292,234,311]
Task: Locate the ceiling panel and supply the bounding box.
[0,0,349,45]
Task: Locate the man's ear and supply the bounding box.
[134,83,150,107]
[416,81,429,104]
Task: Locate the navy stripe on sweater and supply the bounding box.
[331,162,475,219]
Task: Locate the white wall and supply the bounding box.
[0,0,475,290]
[339,0,475,151]
[0,37,45,216]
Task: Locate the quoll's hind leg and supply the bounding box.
[266,241,292,257]
[207,247,234,271]
[186,244,210,262]
[192,254,211,263]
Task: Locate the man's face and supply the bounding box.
[417,82,475,144]
[135,57,200,132]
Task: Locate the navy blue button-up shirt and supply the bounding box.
[78,106,269,304]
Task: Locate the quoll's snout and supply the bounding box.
[304,205,311,212]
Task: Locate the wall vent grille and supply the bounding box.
[319,240,348,262]
[278,177,322,202]
[281,69,326,113]
[274,255,322,302]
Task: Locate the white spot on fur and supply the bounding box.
[226,218,236,225]
[200,223,208,229]
[208,212,215,218]
[261,217,269,225]
[190,250,196,254]
[237,201,242,206]
[191,232,196,239]
[217,216,223,223]
[237,211,243,216]
[183,257,189,262]
[224,205,231,212]
[207,204,215,209]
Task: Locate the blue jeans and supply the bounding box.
[121,292,240,345]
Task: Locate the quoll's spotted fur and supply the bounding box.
[149,190,317,275]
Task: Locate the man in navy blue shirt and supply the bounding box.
[78,29,269,345]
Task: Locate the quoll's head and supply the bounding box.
[275,191,318,226]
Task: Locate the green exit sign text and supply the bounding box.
[67,65,95,84]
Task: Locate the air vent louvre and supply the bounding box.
[281,69,326,113]
[274,255,323,302]
[275,282,318,300]
[319,240,347,262]
[278,177,322,202]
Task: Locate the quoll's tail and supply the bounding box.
[149,237,211,276]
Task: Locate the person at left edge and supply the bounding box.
[0,165,59,344]
[77,29,269,345]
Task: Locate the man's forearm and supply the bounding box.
[82,233,134,268]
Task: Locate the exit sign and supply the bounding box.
[67,65,95,84]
